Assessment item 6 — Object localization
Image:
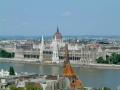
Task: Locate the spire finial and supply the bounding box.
[57,25,59,32]
[41,35,44,44]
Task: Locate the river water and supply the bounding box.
[0,62,120,90]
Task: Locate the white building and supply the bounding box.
[51,36,59,63]
[0,69,9,77]
[13,27,120,65]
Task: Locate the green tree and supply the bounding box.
[10,86,25,90]
[26,83,43,90]
[111,53,116,64]
[96,57,104,63]
[106,55,110,64]
[96,53,120,64]
[9,66,15,75]
[116,54,120,64]
[10,85,18,90]
[100,87,111,90]
[0,49,15,58]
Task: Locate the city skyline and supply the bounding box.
[0,0,120,36]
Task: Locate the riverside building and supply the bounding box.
[13,27,102,64]
[1,27,120,65]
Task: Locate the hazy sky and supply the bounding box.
[0,0,120,36]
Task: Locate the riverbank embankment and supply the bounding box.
[0,58,120,70]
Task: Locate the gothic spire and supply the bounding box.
[57,25,59,33]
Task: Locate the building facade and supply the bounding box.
[13,28,104,64]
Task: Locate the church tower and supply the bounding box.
[63,44,84,90]
[54,26,62,42]
[39,35,44,63]
[52,36,59,64]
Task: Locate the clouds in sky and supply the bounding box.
[61,11,71,17]
[0,0,120,36]
[22,22,30,25]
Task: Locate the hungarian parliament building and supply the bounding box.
[1,27,120,64]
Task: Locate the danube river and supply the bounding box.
[0,62,120,89]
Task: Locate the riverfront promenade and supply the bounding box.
[0,58,120,70]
